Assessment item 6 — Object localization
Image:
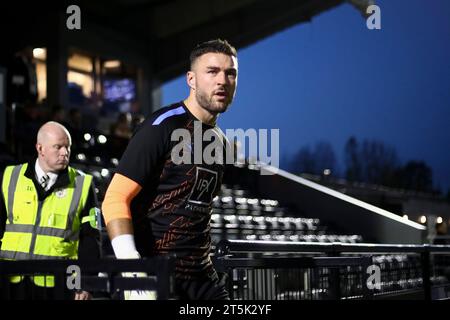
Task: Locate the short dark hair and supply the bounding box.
[190,39,237,69]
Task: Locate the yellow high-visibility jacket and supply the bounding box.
[0,163,96,287]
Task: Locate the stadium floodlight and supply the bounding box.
[101,169,109,177]
[97,135,107,144]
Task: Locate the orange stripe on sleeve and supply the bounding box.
[101,173,142,225]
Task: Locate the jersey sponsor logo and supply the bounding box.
[186,167,218,206]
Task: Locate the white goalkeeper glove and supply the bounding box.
[111,234,156,300]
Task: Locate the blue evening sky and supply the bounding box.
[162,0,450,192]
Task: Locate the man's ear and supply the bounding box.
[36,143,42,155]
[187,71,196,90]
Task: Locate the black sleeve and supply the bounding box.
[77,181,101,260]
[116,120,171,186]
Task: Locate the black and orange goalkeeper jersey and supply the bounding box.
[116,101,229,279]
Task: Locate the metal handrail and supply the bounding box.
[216,239,450,256]
[0,256,175,299]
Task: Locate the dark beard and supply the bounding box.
[195,88,230,115]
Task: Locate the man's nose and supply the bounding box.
[216,71,228,85]
[60,147,69,156]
